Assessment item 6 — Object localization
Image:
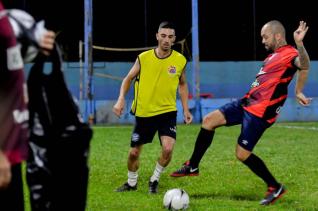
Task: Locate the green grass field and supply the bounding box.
[85,122,318,210]
[24,122,318,210]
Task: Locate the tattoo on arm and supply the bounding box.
[297,46,310,70]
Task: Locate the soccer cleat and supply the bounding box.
[170,160,199,177]
[115,182,137,192]
[259,184,286,205]
[148,180,159,194]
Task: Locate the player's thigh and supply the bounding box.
[157,111,177,146]
[131,116,157,147]
[203,99,245,130]
[202,109,227,129]
[237,111,270,151]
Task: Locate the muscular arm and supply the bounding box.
[112,58,140,117]
[294,49,310,106]
[294,45,310,70]
[295,69,311,106]
[293,20,310,71]
[293,21,311,106]
[293,21,310,70]
[178,70,193,124]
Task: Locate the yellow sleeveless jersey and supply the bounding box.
[131,49,187,117]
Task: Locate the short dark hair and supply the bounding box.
[158,21,175,31]
[267,20,285,37]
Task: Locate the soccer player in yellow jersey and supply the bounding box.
[113,21,193,194]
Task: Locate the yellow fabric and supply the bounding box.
[131,49,187,117]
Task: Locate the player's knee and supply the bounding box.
[236,143,252,161]
[162,145,173,157]
[235,149,250,162]
[202,115,213,128]
[129,148,140,160]
[202,110,224,130]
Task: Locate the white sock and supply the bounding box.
[150,162,165,182]
[127,171,138,186]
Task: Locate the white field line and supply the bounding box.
[94,126,132,129]
[274,125,318,131]
[94,124,318,131]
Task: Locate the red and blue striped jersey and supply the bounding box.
[242,45,298,123]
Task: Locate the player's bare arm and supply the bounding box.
[113,59,140,117]
[293,21,310,70]
[293,21,311,106]
[178,70,193,124]
[295,69,311,106]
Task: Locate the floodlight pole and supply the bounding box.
[84,0,94,124]
[192,0,201,122]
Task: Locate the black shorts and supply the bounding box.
[219,99,272,151]
[130,111,177,147]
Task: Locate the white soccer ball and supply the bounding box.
[163,188,189,210]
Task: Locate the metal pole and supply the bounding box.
[79,40,83,101]
[84,0,94,124]
[192,0,201,122]
[252,0,257,60]
[144,0,148,46]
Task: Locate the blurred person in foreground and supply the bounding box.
[113,21,193,194]
[170,20,310,206]
[0,1,55,210]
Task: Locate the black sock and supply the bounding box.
[243,153,280,188]
[189,128,214,168]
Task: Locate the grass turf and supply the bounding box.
[85,122,318,210]
[23,122,318,210]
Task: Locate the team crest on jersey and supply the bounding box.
[167,66,176,75]
[257,67,266,75]
[251,79,259,88]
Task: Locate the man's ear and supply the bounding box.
[275,33,283,42]
[172,35,176,43]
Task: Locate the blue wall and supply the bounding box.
[24,61,318,123]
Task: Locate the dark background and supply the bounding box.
[3,0,317,61]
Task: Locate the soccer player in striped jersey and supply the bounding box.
[171,20,310,206]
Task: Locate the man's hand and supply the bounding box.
[296,92,312,106]
[112,98,125,117]
[0,151,11,189]
[183,110,193,124]
[39,30,55,55]
[293,21,309,45]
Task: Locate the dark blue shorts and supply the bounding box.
[219,99,272,151]
[130,111,177,147]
